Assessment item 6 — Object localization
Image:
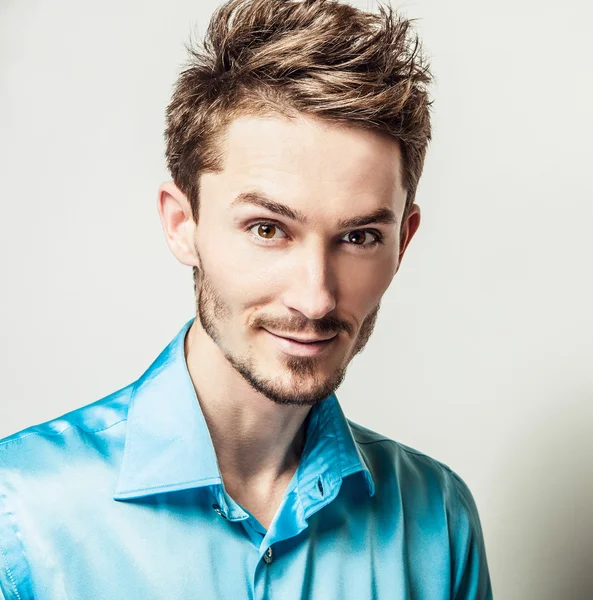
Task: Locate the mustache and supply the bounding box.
[251,313,353,337]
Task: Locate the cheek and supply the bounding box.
[197,232,281,313]
[338,260,395,326]
[338,255,396,312]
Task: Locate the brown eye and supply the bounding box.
[257,224,276,238]
[340,229,381,249]
[249,222,287,241]
[347,230,367,245]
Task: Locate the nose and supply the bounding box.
[281,243,337,320]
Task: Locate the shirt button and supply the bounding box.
[263,546,273,565]
[212,503,228,519]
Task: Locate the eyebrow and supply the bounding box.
[231,192,308,223]
[231,191,398,229]
[337,207,398,229]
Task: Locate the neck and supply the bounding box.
[184,319,312,489]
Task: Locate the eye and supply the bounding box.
[341,229,382,248]
[249,222,287,240]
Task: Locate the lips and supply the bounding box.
[264,330,336,344]
[262,328,338,357]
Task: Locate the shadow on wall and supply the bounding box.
[495,390,593,600]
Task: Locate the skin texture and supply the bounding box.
[157,113,420,527]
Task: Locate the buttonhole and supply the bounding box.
[317,478,324,497]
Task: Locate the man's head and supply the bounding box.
[158,0,432,406]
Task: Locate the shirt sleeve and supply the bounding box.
[448,469,493,600]
[0,540,19,600]
[0,491,32,600]
[0,535,27,600]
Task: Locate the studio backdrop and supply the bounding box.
[1,0,592,598]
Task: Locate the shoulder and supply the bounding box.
[349,418,456,480]
[348,419,492,599]
[348,418,480,518]
[0,383,135,600]
[0,382,133,470]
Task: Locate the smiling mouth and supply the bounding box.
[264,330,337,344]
[262,328,338,357]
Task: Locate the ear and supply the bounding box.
[397,203,421,268]
[156,181,199,267]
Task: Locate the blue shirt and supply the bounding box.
[0,318,492,599]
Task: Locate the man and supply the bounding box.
[0,0,492,598]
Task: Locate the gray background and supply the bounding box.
[1,0,592,597]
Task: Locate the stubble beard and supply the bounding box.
[195,263,380,407]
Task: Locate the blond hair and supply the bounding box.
[165,0,432,231]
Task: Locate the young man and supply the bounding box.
[0,0,492,598]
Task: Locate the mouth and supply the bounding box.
[262,329,338,357]
[270,332,336,343]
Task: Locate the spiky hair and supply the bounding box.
[165,0,433,222]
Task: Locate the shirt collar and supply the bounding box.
[113,318,375,501]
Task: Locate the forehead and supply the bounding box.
[208,113,406,217]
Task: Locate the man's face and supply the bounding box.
[193,113,416,406]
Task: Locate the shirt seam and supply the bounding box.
[329,403,344,481]
[0,540,21,600]
[449,469,469,599]
[0,418,128,449]
[340,464,365,478]
[353,438,392,445]
[116,477,221,496]
[354,437,454,470]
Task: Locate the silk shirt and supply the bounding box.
[0,318,493,599]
